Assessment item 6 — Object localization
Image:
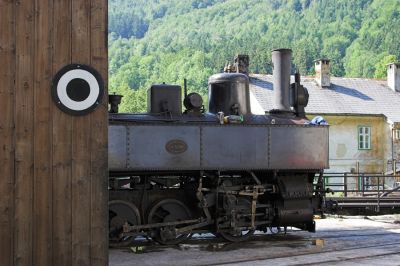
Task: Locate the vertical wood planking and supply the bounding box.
[33,0,53,265]
[90,0,109,264]
[14,0,35,264]
[52,0,72,265]
[0,0,109,265]
[0,0,15,265]
[71,0,92,265]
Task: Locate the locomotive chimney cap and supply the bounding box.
[272,48,292,53]
[208,72,248,83]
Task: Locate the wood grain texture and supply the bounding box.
[33,0,54,265]
[0,0,15,265]
[90,0,109,265]
[14,0,35,264]
[71,0,92,265]
[0,0,108,265]
[52,0,73,265]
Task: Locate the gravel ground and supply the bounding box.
[109,215,400,266]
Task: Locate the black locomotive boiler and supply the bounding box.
[108,49,329,246]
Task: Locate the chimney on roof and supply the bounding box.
[315,59,330,87]
[388,63,400,92]
[234,54,249,76]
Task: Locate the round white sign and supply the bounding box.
[52,64,104,115]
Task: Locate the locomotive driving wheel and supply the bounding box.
[147,198,192,245]
[220,198,255,242]
[109,200,141,247]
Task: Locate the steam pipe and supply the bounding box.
[272,49,292,112]
[184,78,188,98]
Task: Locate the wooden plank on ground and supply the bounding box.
[0,0,15,265]
[52,0,72,265]
[71,0,91,265]
[33,0,54,265]
[90,0,109,265]
[14,0,35,265]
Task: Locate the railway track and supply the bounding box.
[109,227,400,248]
[110,218,400,266]
[207,241,400,266]
[300,250,400,265]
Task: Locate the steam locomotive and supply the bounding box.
[108,49,329,246]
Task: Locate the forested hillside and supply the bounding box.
[108,0,400,112]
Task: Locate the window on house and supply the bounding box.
[395,129,400,140]
[358,126,371,150]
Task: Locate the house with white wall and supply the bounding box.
[248,59,400,188]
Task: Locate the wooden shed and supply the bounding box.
[0,0,108,265]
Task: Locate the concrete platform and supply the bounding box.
[109,215,400,265]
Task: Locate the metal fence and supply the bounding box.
[322,172,400,197]
[320,172,400,213]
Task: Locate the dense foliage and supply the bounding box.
[108,0,400,112]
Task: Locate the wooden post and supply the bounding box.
[0,1,16,265]
[33,0,53,265]
[0,1,108,265]
[90,1,109,264]
[14,1,35,264]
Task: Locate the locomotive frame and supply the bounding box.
[108,49,329,246]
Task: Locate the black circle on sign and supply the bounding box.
[51,63,104,116]
[66,78,91,102]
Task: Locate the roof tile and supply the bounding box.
[250,74,400,122]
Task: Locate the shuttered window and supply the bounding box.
[358,126,371,150]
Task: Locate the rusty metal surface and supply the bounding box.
[269,126,329,169]
[201,126,269,169]
[272,49,292,112]
[128,125,200,170]
[208,73,251,115]
[147,84,182,115]
[109,125,128,171]
[109,123,329,171]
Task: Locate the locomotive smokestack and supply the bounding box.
[272,49,292,112]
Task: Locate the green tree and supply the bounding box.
[374,54,398,79]
[108,0,400,111]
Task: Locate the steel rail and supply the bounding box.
[204,241,400,266]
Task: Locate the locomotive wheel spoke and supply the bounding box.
[147,198,192,245]
[109,200,141,247]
